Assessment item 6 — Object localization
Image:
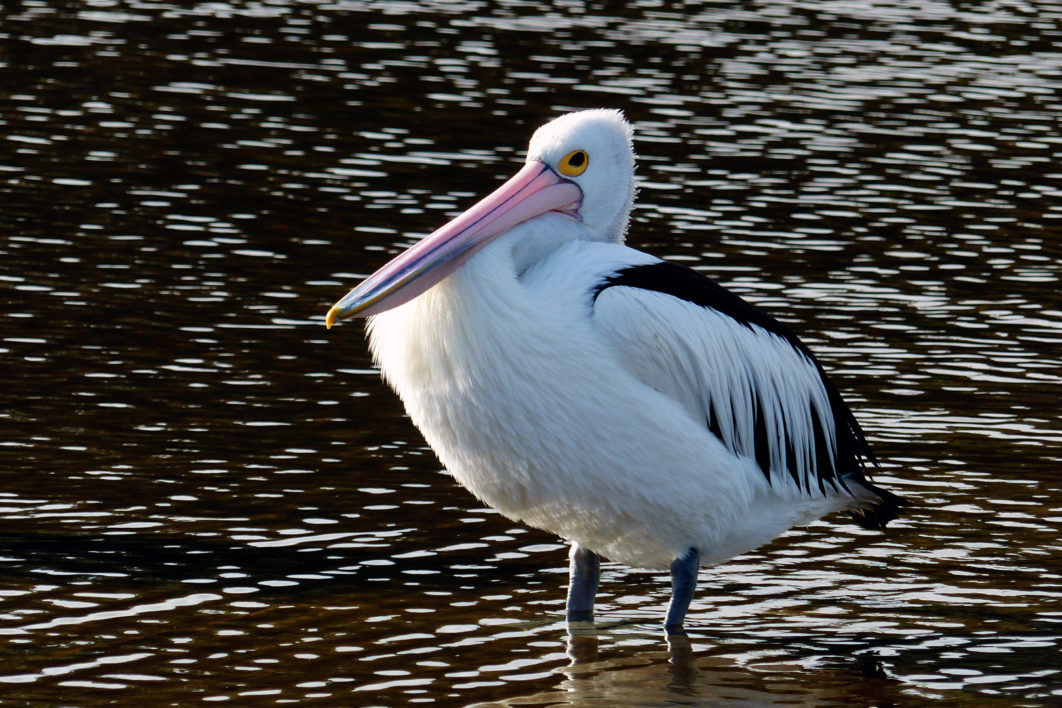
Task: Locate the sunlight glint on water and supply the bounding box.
[1,0,1061,704]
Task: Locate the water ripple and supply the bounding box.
[3,0,1062,703]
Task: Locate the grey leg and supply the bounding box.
[566,543,600,623]
[664,547,699,634]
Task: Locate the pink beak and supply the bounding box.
[326,161,582,327]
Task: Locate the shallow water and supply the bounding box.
[2,0,1061,704]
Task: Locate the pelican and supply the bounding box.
[326,109,905,633]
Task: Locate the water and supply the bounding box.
[2,0,1061,704]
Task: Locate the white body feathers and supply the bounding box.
[368,229,867,570]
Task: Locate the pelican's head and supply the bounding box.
[525,109,635,244]
[326,109,637,325]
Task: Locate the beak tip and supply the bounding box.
[325,305,340,329]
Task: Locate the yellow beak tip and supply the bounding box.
[325,306,340,329]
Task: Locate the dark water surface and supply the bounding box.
[3,0,1061,704]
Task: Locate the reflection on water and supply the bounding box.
[2,0,1061,703]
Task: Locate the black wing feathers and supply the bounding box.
[593,261,906,529]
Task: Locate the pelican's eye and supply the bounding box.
[558,149,589,177]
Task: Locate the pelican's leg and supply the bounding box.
[664,547,699,634]
[566,543,600,623]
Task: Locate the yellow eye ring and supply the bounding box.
[558,150,589,177]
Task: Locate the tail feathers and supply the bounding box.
[848,482,909,531]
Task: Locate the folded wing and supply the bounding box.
[591,261,897,523]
